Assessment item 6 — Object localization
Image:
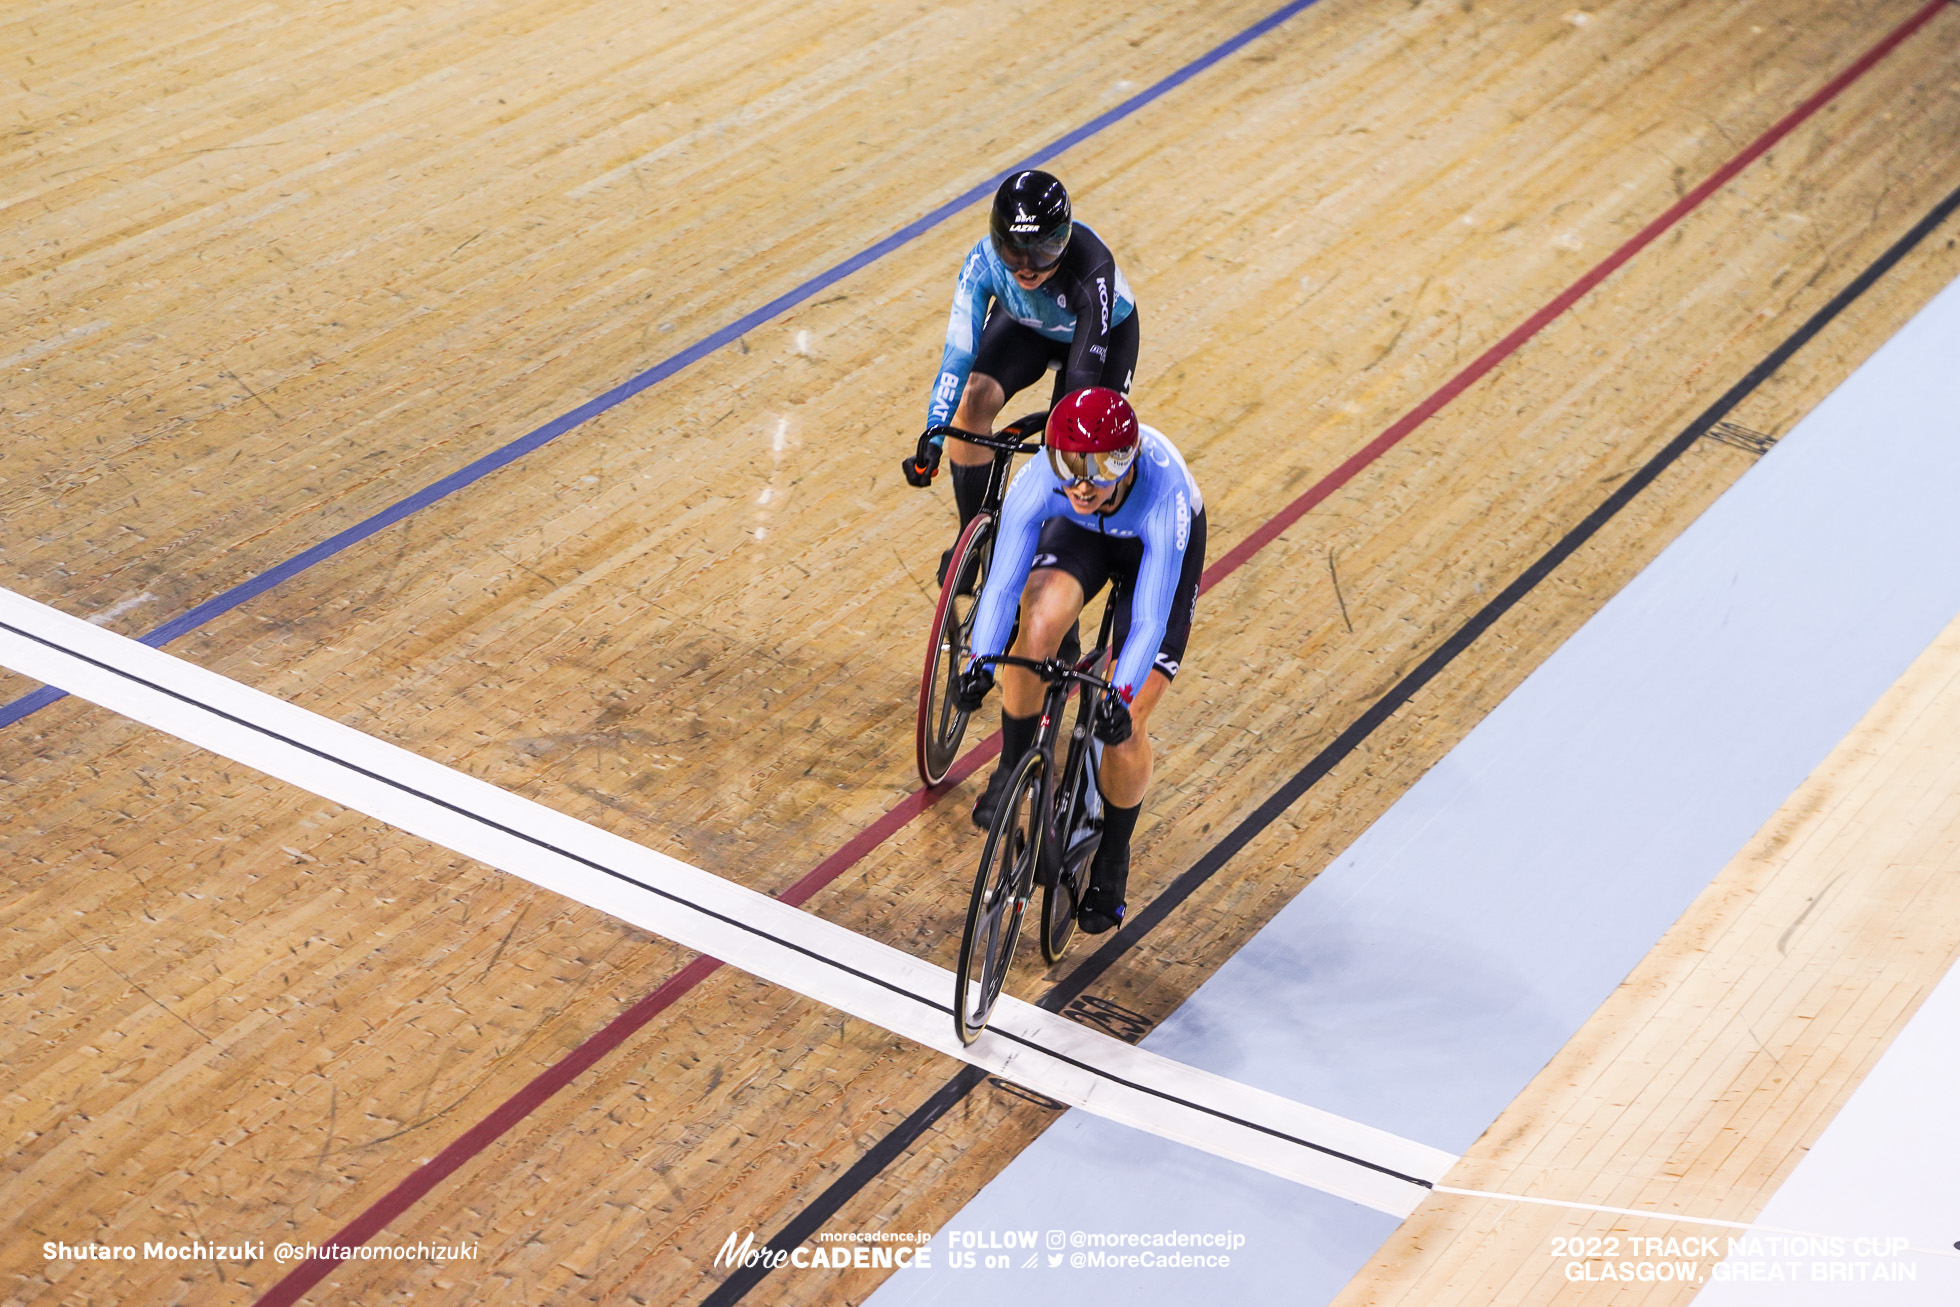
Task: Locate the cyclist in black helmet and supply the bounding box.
[900,171,1141,580]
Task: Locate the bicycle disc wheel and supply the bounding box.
[916,513,994,786]
[954,748,1044,1045]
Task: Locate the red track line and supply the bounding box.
[253,740,1004,1307]
[1200,0,1948,590]
[253,6,1946,1302]
[258,953,725,1294]
[777,736,1002,907]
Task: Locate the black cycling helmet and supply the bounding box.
[989,170,1072,272]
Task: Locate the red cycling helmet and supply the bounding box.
[1046,387,1140,486]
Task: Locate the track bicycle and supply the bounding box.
[914,412,1048,786]
[952,602,1118,1045]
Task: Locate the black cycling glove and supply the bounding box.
[1093,690,1133,745]
[901,432,942,487]
[954,664,995,713]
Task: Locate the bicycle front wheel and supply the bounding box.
[954,748,1045,1044]
[917,513,994,786]
[1040,697,1102,963]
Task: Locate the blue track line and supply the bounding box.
[0,0,1322,733]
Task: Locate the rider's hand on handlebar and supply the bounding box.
[954,663,995,713]
[902,431,943,487]
[1093,689,1133,745]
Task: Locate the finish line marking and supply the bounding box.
[0,584,1454,1220]
[243,4,1954,1300]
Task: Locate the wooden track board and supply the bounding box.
[2,1,1958,1303]
[1333,596,1960,1306]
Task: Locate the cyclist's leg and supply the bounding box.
[946,311,1057,477]
[945,374,1006,469]
[1094,670,1170,806]
[1001,519,1113,709]
[973,523,1109,829]
[998,568,1089,713]
[941,368,1005,592]
[947,317,1063,552]
[971,570,1082,829]
[1076,668,1165,933]
[1081,505,1202,931]
[943,374,1004,590]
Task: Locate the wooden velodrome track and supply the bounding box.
[4,0,1959,1303]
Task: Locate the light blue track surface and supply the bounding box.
[869,274,1960,1304]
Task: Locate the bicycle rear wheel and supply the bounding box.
[917,513,994,786]
[954,747,1044,1044]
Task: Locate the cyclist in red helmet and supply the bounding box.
[954,387,1205,934]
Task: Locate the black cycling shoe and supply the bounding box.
[1077,846,1129,934]
[971,761,1016,830]
[1077,890,1125,935]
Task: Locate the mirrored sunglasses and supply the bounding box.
[1048,444,1137,487]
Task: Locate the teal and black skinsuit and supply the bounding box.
[925,223,1137,435]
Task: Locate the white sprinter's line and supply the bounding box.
[0,585,1454,1217]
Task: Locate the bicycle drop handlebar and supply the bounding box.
[973,651,1113,696]
[923,411,1047,458]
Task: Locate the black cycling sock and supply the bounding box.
[999,709,1039,773]
[974,710,1041,830]
[949,457,994,531]
[1092,800,1142,900]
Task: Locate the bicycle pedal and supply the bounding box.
[1077,901,1124,935]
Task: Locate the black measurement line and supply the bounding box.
[700,179,1960,1306]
